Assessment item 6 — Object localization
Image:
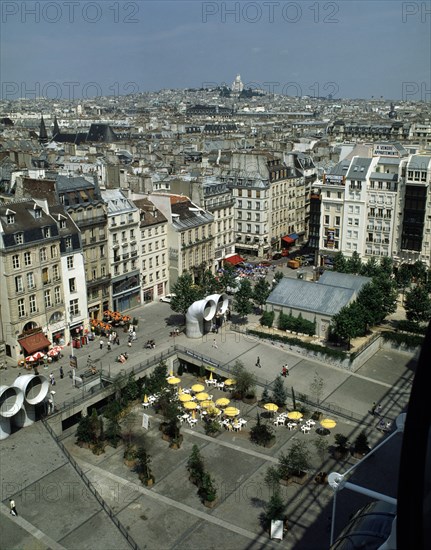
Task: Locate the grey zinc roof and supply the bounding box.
[408,155,431,170]
[369,172,398,181]
[317,271,371,293]
[346,157,372,180]
[326,158,351,177]
[266,278,355,317]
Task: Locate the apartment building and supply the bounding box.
[0,199,85,363]
[133,197,169,303]
[101,189,141,312]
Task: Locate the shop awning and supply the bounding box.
[282,235,294,244]
[289,233,299,240]
[224,254,245,266]
[19,333,51,355]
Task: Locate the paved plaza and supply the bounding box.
[0,300,417,549]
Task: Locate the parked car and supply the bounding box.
[272,252,283,260]
[160,293,176,303]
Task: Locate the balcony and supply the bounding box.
[131,250,138,257]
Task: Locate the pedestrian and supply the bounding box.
[108,333,112,343]
[132,330,136,341]
[256,356,261,368]
[49,372,55,385]
[107,341,111,351]
[99,339,104,350]
[59,366,64,379]
[212,338,218,349]
[9,499,18,516]
[282,365,287,377]
[116,336,120,346]
[375,404,382,416]
[371,402,376,415]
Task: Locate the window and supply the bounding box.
[335,216,340,226]
[324,215,330,225]
[100,245,105,257]
[29,295,37,314]
[69,278,76,293]
[54,286,61,304]
[65,237,72,249]
[326,191,330,198]
[354,219,359,226]
[42,267,49,285]
[67,256,74,269]
[247,201,252,209]
[7,213,15,224]
[15,276,23,293]
[238,200,242,208]
[69,299,79,316]
[51,245,57,258]
[24,252,32,266]
[43,227,51,238]
[44,290,52,308]
[40,248,47,262]
[15,232,24,244]
[59,219,66,229]
[34,208,42,218]
[18,298,25,317]
[27,272,35,289]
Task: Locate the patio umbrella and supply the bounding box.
[178,386,183,395]
[209,371,213,381]
[264,403,279,413]
[32,351,45,360]
[192,409,197,419]
[287,411,303,420]
[215,397,230,407]
[143,394,148,403]
[184,401,198,410]
[224,406,240,417]
[207,407,221,416]
[25,355,36,363]
[195,392,210,401]
[224,379,236,386]
[200,400,213,408]
[51,345,63,353]
[191,383,205,392]
[179,394,193,403]
[47,349,59,357]
[320,418,337,429]
[167,377,181,385]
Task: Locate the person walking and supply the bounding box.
[212,338,218,349]
[59,366,64,379]
[107,340,111,351]
[371,402,376,415]
[282,365,287,377]
[49,372,55,385]
[256,356,261,368]
[9,499,18,516]
[99,339,104,350]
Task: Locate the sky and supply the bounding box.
[1,1,430,101]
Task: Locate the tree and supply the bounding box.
[76,415,96,444]
[135,446,153,483]
[272,376,288,407]
[233,278,253,320]
[196,268,222,296]
[379,256,394,277]
[278,440,310,478]
[253,278,271,313]
[187,444,205,483]
[346,251,362,274]
[404,285,431,324]
[263,488,285,525]
[199,473,217,502]
[260,387,270,404]
[353,430,370,455]
[171,272,204,318]
[333,251,347,273]
[360,257,380,278]
[145,361,168,394]
[274,271,284,284]
[358,276,397,327]
[250,413,274,446]
[232,360,257,399]
[313,437,329,462]
[218,263,237,293]
[123,372,139,403]
[264,466,280,490]
[309,371,325,405]
[105,417,122,447]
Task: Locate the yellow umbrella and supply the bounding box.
[184,401,198,410]
[264,403,279,413]
[287,411,303,420]
[208,407,221,416]
[209,371,213,381]
[192,409,197,419]
[320,418,337,429]
[215,397,230,407]
[224,406,240,417]
[200,400,213,408]
[178,387,183,395]
[167,377,181,385]
[195,392,210,401]
[143,394,148,403]
[168,369,174,377]
[179,393,193,402]
[224,379,236,386]
[191,383,205,392]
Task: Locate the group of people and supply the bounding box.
[117,352,129,363]
[144,340,156,349]
[281,364,289,377]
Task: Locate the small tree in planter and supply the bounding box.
[105,417,122,448]
[250,414,276,447]
[352,430,370,458]
[264,465,281,491]
[76,414,97,447]
[135,446,154,486]
[187,444,205,486]
[204,418,222,438]
[309,371,325,406]
[278,440,311,485]
[262,488,285,531]
[259,387,271,406]
[123,443,137,467]
[313,436,329,463]
[232,360,257,401]
[199,473,218,508]
[333,434,349,459]
[272,376,288,408]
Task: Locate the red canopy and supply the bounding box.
[224,254,245,266]
[282,235,294,244]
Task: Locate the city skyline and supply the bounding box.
[1,1,430,101]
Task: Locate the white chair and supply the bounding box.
[142,402,150,409]
[287,422,296,431]
[306,419,316,427]
[301,425,311,434]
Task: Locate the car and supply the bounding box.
[272,253,282,260]
[160,294,176,303]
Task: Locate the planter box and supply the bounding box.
[204,498,217,509]
[352,449,369,459]
[123,459,136,468]
[243,396,257,405]
[333,450,349,460]
[142,477,154,487]
[263,437,276,448]
[279,477,294,486]
[161,433,171,442]
[291,472,308,485]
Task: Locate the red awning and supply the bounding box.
[282,235,294,244]
[19,332,51,355]
[224,254,245,266]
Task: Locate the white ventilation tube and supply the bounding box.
[13,374,49,405]
[186,294,229,338]
[186,297,218,338]
[0,385,24,440]
[13,402,37,428]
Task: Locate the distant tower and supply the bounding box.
[39,116,48,144]
[231,74,244,93]
[53,116,60,139]
[388,102,397,119]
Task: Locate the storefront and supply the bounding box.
[18,329,51,356]
[112,273,141,312]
